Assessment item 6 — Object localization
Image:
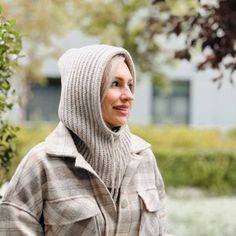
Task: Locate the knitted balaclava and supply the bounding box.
[58,45,135,199]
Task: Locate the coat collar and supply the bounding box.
[45,122,151,159]
[45,122,151,196]
[45,122,96,174]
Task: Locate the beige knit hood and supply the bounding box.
[58,44,136,199]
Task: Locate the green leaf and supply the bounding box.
[166,0,200,16]
[0,5,21,183]
[9,19,16,27]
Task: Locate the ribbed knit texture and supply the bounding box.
[58,45,136,201]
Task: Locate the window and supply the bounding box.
[153,80,190,125]
[26,78,61,121]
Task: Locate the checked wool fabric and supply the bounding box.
[0,123,169,235]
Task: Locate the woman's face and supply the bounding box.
[101,62,134,129]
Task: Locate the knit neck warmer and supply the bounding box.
[58,45,136,200]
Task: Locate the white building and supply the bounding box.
[129,60,236,130]
[26,31,236,130]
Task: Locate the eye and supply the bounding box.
[128,82,134,91]
[111,81,119,87]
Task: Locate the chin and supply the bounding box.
[108,118,128,129]
[115,120,127,127]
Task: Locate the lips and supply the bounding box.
[112,105,129,115]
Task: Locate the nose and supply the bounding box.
[121,87,134,101]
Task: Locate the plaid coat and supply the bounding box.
[0,123,170,236]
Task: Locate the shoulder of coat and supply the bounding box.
[24,142,48,160]
[130,134,151,153]
[14,142,57,176]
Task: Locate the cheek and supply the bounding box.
[103,90,119,106]
[101,98,112,119]
[101,102,108,116]
[101,89,121,118]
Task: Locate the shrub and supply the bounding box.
[0,6,21,185]
[228,128,236,140]
[7,123,55,179]
[132,126,236,195]
[131,125,236,150]
[155,149,236,195]
[4,124,236,195]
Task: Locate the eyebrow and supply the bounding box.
[114,76,134,83]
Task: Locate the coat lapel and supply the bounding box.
[45,123,152,189]
[45,122,97,176]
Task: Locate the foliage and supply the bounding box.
[152,0,236,86]
[156,149,236,195]
[132,125,236,195]
[0,0,179,123]
[71,0,170,88]
[4,123,236,195]
[7,123,54,179]
[2,0,72,84]
[227,128,236,140]
[1,1,75,121]
[0,6,21,185]
[131,125,236,150]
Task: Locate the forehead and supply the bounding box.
[113,62,133,81]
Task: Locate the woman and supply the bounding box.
[0,44,170,235]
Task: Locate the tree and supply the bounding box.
[151,0,236,86]
[0,6,21,185]
[1,0,176,124]
[0,0,174,125]
[70,0,171,87]
[1,0,74,121]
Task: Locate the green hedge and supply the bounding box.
[131,125,236,150]
[6,123,55,181]
[154,148,236,195]
[4,124,236,195]
[132,125,236,195]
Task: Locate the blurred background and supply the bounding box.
[1,0,236,235]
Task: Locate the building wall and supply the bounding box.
[190,70,236,129]
[31,61,236,129]
[129,76,152,125]
[162,61,236,129]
